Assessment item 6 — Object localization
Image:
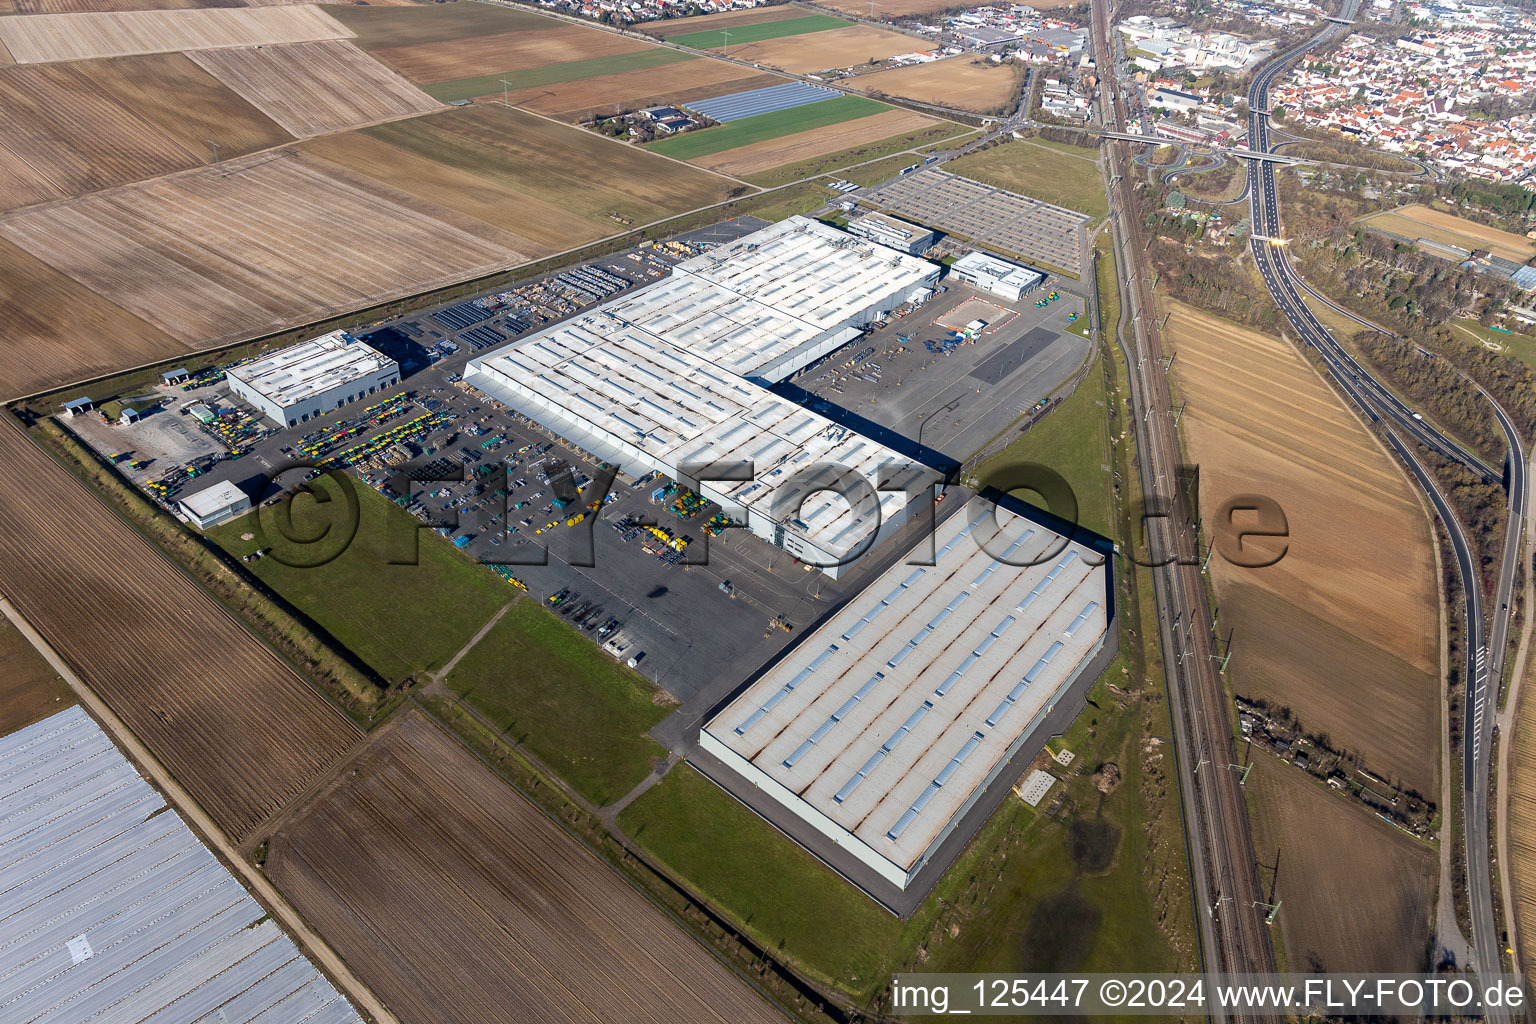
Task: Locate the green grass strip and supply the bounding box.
[664,13,850,50]
[648,94,889,161]
[423,48,699,100]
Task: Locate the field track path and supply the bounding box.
[0,595,401,1024]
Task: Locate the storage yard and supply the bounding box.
[852,55,1023,113]
[859,167,1091,276]
[0,417,361,842]
[0,5,351,63]
[0,707,366,1024]
[265,711,788,1024]
[187,39,444,138]
[0,53,292,212]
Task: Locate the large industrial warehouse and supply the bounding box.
[466,216,940,574]
[228,330,399,428]
[699,497,1111,891]
[605,216,938,384]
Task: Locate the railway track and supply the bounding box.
[1090,0,1276,1013]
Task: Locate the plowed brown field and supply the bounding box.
[189,39,442,137]
[0,149,529,345]
[716,24,915,73]
[0,238,187,398]
[0,417,361,840]
[0,5,350,63]
[267,711,786,1024]
[852,54,1020,112]
[1246,756,1435,970]
[1168,302,1439,793]
[372,23,647,83]
[0,53,291,212]
[698,107,939,176]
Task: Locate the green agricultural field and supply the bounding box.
[424,49,700,103]
[619,672,1190,1003]
[441,599,670,806]
[744,121,972,186]
[209,482,511,683]
[972,356,1113,539]
[327,0,552,50]
[948,138,1108,220]
[649,95,890,161]
[664,13,850,50]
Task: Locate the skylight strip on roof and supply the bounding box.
[885,731,985,840]
[1062,601,1100,639]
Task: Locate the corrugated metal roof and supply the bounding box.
[703,497,1109,873]
[0,707,363,1024]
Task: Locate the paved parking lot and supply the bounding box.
[778,280,1090,474]
[858,168,1090,275]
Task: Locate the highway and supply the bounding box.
[1091,0,1277,1012]
[1240,0,1525,991]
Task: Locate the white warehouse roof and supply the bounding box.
[0,707,363,1024]
[701,497,1109,888]
[469,308,923,562]
[178,479,249,518]
[663,216,937,381]
[228,331,395,410]
[951,250,1044,293]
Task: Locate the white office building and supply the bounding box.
[949,251,1045,302]
[847,211,938,255]
[700,497,1110,889]
[227,331,399,428]
[177,480,251,529]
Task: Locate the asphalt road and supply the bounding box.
[1241,1,1526,992]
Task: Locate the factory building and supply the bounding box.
[846,211,938,256]
[948,250,1045,302]
[699,496,1111,891]
[654,216,938,383]
[227,331,398,428]
[467,311,928,576]
[465,216,942,575]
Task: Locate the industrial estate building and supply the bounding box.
[847,211,937,255]
[466,216,940,575]
[700,497,1110,890]
[227,330,399,428]
[0,707,364,1024]
[950,251,1046,302]
[178,479,252,529]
